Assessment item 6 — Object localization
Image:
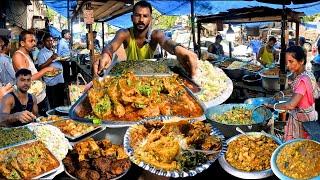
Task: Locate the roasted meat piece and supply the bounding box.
[75,169,100,180]
[63,155,76,174]
[86,170,100,180]
[75,168,89,180]
[92,157,112,174]
[79,161,91,169]
[110,159,131,175]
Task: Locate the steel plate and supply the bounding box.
[123,116,227,178]
[219,132,283,179]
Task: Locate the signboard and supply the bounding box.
[83,9,94,24]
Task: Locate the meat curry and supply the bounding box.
[87,72,203,121]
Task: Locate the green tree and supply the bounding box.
[46,8,56,22]
[302,13,320,22]
[152,8,177,30]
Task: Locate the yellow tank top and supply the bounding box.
[261,46,274,65]
[125,28,154,60]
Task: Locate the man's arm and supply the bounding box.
[151,30,198,77]
[32,94,38,116]
[0,94,37,127]
[12,52,55,80]
[93,29,129,76]
[4,60,16,81]
[12,52,28,72]
[38,52,58,69]
[256,46,264,63]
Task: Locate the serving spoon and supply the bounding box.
[235,127,254,140]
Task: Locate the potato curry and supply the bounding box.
[226,135,278,172]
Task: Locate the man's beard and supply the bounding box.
[18,86,29,93]
[133,22,149,32]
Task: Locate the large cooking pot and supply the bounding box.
[206,104,272,138]
[242,73,261,86]
[222,68,245,80]
[259,68,292,91]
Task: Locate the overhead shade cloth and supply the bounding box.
[48,26,61,38]
[106,13,132,28]
[43,0,77,18]
[105,0,320,28]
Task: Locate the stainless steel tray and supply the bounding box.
[105,60,173,76]
[35,115,69,124]
[50,120,103,141]
[69,76,206,128]
[32,162,60,179]
[0,126,36,150]
[123,117,226,178]
[0,140,61,179]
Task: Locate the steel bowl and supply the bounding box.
[259,69,292,91]
[64,127,131,180]
[219,132,283,179]
[244,97,290,107]
[206,104,272,138]
[244,97,275,106]
[271,139,320,180]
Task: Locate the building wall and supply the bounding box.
[6,0,28,29]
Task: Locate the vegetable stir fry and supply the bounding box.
[212,107,254,125]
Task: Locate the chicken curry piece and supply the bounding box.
[0,141,59,179]
[88,72,203,121]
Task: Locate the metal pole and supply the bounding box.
[190,0,196,52]
[197,21,201,58]
[102,22,105,48]
[279,5,287,91]
[295,21,299,45]
[67,0,70,31]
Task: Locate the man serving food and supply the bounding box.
[93,0,198,77]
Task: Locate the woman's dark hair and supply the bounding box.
[15,68,32,78]
[286,45,306,65]
[133,0,152,14]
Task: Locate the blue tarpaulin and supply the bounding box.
[147,0,320,16]
[48,26,61,38]
[106,0,320,28]
[42,0,320,28]
[43,0,77,18]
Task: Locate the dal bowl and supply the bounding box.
[271,139,320,180]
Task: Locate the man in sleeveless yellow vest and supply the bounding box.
[257,36,277,66]
[93,0,198,77]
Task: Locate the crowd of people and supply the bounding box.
[0,28,74,124]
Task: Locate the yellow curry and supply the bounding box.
[276,140,320,179]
